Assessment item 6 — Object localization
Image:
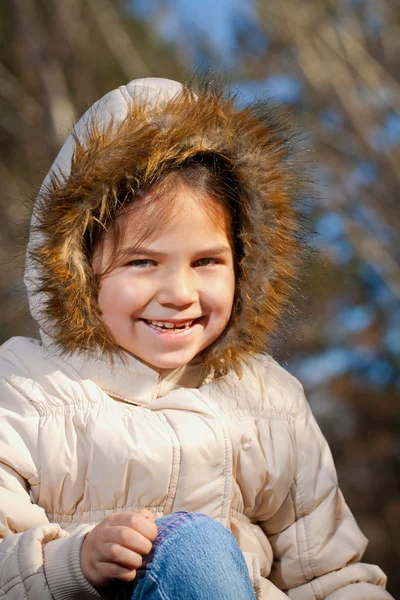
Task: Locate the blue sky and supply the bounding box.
[131,0,256,62]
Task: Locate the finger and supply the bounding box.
[101,543,144,570]
[108,510,155,525]
[98,561,138,583]
[134,509,156,521]
[109,512,158,541]
[103,526,153,555]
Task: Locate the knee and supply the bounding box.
[141,512,255,599]
[158,510,225,531]
[157,511,238,551]
[185,512,232,538]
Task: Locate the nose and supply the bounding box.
[156,267,198,308]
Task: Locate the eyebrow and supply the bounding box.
[121,245,232,257]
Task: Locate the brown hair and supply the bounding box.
[86,153,243,279]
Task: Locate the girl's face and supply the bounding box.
[94,186,235,370]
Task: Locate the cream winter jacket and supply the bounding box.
[0,336,392,599]
[0,77,393,599]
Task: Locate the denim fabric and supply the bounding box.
[114,511,256,600]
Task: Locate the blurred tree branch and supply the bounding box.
[84,0,151,79]
[257,0,400,289]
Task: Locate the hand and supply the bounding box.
[80,509,158,587]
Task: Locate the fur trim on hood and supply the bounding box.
[25,76,309,376]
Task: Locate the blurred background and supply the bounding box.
[1,0,399,595]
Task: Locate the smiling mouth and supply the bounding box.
[139,317,203,332]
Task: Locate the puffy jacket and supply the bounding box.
[0,336,392,599]
[0,77,393,599]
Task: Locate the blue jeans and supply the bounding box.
[114,511,256,599]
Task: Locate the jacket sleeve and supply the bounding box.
[0,377,97,599]
[256,384,393,600]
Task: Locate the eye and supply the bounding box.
[127,259,157,268]
[193,257,219,267]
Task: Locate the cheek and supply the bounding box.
[97,277,136,317]
[204,272,235,318]
[97,281,116,315]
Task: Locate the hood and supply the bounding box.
[25,75,308,376]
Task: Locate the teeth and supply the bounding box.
[147,319,194,330]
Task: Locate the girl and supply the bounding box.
[0,77,392,599]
